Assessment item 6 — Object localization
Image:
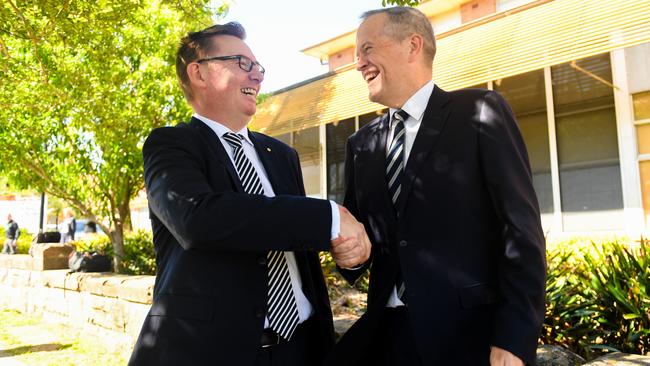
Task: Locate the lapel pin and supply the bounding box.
[266,147,272,152]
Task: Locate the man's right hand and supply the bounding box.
[330,205,371,268]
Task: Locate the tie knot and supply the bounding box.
[393,109,408,123]
[223,132,244,149]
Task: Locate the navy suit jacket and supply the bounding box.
[129,117,335,366]
[332,86,546,366]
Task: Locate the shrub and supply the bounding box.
[580,240,649,355]
[15,229,32,254]
[120,230,156,275]
[71,230,155,275]
[542,243,600,358]
[319,252,368,293]
[0,227,32,254]
[542,238,650,359]
[71,234,112,254]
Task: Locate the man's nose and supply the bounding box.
[355,54,366,71]
[250,68,264,83]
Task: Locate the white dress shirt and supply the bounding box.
[385,80,435,308]
[194,114,340,325]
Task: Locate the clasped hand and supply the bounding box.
[330,205,371,269]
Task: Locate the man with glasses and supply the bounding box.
[129,22,371,366]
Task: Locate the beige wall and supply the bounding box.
[329,47,355,71]
[461,0,496,23]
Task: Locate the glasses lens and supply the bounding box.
[256,63,265,74]
[238,56,253,72]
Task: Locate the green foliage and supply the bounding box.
[120,229,156,275]
[15,229,32,254]
[256,92,272,105]
[0,227,32,254]
[542,242,600,357]
[542,238,650,359]
[319,252,368,293]
[0,0,223,270]
[71,234,112,254]
[71,229,154,275]
[382,0,420,6]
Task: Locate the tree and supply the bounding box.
[384,0,421,6]
[0,0,224,271]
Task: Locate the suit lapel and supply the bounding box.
[396,86,451,215]
[357,114,401,233]
[249,131,289,195]
[367,113,392,203]
[190,117,244,192]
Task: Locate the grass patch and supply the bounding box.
[0,310,129,366]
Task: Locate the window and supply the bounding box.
[293,127,321,197]
[358,109,387,130]
[326,118,355,203]
[633,91,650,226]
[274,133,291,146]
[633,91,650,121]
[494,69,553,214]
[551,54,623,230]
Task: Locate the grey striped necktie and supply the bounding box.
[386,110,409,301]
[222,132,300,340]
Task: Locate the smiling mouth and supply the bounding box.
[364,72,378,83]
[241,88,257,96]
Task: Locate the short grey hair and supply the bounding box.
[361,7,436,63]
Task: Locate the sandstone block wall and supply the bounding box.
[0,253,154,353]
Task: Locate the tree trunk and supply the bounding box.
[109,224,125,273]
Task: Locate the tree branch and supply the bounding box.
[6,0,49,83]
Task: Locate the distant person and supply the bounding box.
[84,221,97,234]
[60,208,76,243]
[3,214,20,254]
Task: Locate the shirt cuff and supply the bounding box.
[342,263,365,271]
[329,200,340,240]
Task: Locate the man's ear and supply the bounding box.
[186,62,206,90]
[407,33,424,63]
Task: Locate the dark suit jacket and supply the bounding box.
[129,117,335,366]
[334,86,546,366]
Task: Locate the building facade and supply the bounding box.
[251,0,650,235]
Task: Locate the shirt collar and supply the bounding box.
[193,113,253,146]
[389,80,435,124]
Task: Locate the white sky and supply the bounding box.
[220,0,385,93]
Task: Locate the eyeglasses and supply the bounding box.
[196,54,265,74]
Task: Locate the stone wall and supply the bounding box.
[0,251,153,354]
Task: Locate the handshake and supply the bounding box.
[330,205,372,269]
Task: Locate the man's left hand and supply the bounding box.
[490,346,524,366]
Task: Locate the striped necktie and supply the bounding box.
[222,132,300,340]
[386,110,409,301]
[386,109,408,207]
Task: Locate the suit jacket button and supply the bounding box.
[258,256,266,266]
[255,308,265,318]
[399,240,408,247]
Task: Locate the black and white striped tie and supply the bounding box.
[386,110,408,207]
[386,110,409,300]
[222,132,300,340]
